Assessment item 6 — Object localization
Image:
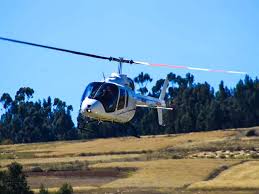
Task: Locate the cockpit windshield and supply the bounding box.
[81,82,119,113]
[81,82,102,103]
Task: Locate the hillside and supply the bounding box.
[1,127,259,193]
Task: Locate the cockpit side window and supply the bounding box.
[117,89,125,110]
[126,90,129,107]
[128,78,135,90]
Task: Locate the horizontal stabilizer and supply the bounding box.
[136,104,173,110]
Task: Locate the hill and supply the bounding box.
[0,127,259,193]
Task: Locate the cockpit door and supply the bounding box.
[117,89,126,110]
[93,83,119,113]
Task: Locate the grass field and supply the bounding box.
[0,129,236,157]
[1,127,259,193]
[91,159,238,188]
[189,161,259,190]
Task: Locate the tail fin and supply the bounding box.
[159,77,169,100]
[158,77,169,126]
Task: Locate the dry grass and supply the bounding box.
[189,161,259,190]
[1,127,259,193]
[0,130,236,157]
[91,159,238,188]
[32,186,97,194]
[0,154,142,168]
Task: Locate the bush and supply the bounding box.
[0,162,33,194]
[56,183,73,194]
[246,129,257,137]
[30,166,43,172]
[206,165,228,180]
[1,139,13,145]
[39,184,49,194]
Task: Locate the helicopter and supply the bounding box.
[80,69,171,126]
[0,37,246,129]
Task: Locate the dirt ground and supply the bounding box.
[26,167,133,189]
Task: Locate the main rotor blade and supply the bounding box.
[134,61,247,75]
[0,37,133,63]
[0,37,247,75]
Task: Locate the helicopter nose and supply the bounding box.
[81,104,92,113]
[80,98,103,115]
[80,99,94,114]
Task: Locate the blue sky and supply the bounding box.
[0,0,258,122]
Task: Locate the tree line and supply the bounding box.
[1,73,259,143]
[0,87,77,143]
[78,73,259,137]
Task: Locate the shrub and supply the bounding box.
[206,165,228,180]
[1,139,13,145]
[246,129,257,137]
[39,184,49,194]
[56,183,73,194]
[30,166,43,172]
[0,162,33,194]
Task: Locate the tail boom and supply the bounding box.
[134,76,172,126]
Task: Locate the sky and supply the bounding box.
[0,0,259,122]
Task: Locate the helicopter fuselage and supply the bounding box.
[80,73,136,123]
[80,73,169,125]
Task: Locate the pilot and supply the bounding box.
[101,85,115,111]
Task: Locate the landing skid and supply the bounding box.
[78,119,140,138]
[78,119,100,132]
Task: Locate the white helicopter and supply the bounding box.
[80,62,172,126]
[0,37,246,129]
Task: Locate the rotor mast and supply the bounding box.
[118,57,123,74]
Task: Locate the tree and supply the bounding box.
[0,93,13,109]
[57,183,73,194]
[216,81,230,101]
[0,171,6,194]
[39,184,49,194]
[0,162,33,194]
[0,88,77,143]
[52,98,75,140]
[15,87,34,103]
[152,79,165,98]
[134,72,153,95]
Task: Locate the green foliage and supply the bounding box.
[0,88,77,143]
[39,184,49,194]
[1,73,259,142]
[134,72,153,95]
[56,183,73,194]
[0,162,33,194]
[245,129,258,137]
[78,73,259,138]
